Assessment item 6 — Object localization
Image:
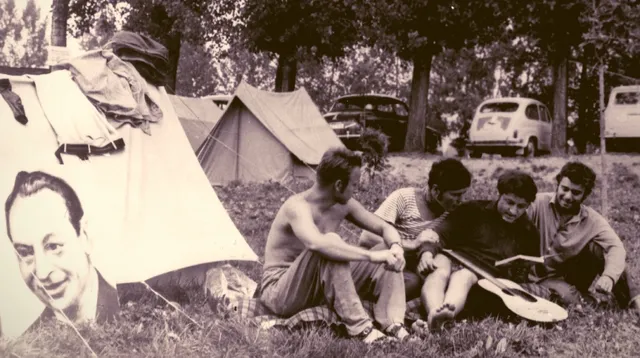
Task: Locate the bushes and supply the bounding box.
[358,128,391,182]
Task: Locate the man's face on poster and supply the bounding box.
[9,189,92,312]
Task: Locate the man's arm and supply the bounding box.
[347,199,402,248]
[286,198,381,262]
[358,190,404,249]
[592,219,627,284]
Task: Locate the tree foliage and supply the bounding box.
[242,0,363,92]
[0,0,47,67]
[360,0,512,151]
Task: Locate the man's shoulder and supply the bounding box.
[534,192,554,203]
[387,187,418,200]
[459,200,492,211]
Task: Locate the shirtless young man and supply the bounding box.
[260,147,411,343]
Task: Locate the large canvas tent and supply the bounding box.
[196,82,345,185]
[0,65,258,338]
[169,94,223,151]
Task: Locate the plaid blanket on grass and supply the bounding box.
[229,297,425,330]
[227,282,552,330]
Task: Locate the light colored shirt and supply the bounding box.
[369,187,447,245]
[526,192,626,282]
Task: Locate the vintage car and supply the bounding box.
[467,97,553,157]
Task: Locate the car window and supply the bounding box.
[539,105,550,122]
[394,103,409,116]
[479,102,520,113]
[376,103,394,113]
[330,101,364,111]
[525,104,539,120]
[614,91,640,105]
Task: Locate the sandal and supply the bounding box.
[385,323,414,341]
[354,326,389,344]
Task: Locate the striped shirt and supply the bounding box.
[372,187,448,244]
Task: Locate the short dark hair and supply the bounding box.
[5,171,84,241]
[497,170,538,203]
[316,147,363,187]
[556,162,596,196]
[428,158,472,192]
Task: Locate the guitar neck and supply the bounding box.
[442,249,509,290]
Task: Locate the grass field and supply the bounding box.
[2,154,640,357]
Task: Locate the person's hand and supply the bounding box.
[389,242,404,257]
[417,229,439,244]
[417,252,437,276]
[370,250,404,272]
[594,275,614,293]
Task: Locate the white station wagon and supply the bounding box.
[467,97,553,158]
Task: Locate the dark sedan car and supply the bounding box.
[323,94,410,151]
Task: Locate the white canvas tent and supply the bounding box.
[196,81,345,185]
[0,67,258,338]
[169,94,223,151]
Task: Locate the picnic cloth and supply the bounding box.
[227,282,551,330]
[229,297,425,330]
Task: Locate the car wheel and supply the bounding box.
[523,138,537,158]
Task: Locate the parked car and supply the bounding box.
[323,94,409,151]
[467,97,552,158]
[604,85,640,152]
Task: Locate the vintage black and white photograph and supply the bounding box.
[1,0,639,356]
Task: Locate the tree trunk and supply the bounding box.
[405,50,434,152]
[576,47,595,154]
[275,52,297,92]
[51,0,68,47]
[551,46,568,156]
[165,32,181,94]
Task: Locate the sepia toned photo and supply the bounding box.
[1,0,639,356]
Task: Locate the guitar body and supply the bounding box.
[442,249,568,323]
[477,278,568,323]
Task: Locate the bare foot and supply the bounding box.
[428,303,456,331]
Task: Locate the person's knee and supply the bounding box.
[543,280,581,305]
[434,254,452,271]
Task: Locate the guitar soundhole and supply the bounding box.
[502,288,538,303]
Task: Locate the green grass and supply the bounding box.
[3,158,640,357]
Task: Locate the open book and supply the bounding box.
[495,253,560,267]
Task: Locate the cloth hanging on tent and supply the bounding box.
[0,79,28,125]
[30,70,124,164]
[58,49,163,135]
[104,31,169,87]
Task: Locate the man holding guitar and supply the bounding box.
[526,162,640,313]
[415,170,543,330]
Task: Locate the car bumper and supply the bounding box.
[467,140,525,152]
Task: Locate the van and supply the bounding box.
[604,85,640,151]
[467,97,552,158]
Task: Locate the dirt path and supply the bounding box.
[387,153,640,183]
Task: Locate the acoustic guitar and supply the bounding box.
[442,249,568,323]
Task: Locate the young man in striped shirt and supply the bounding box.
[359,158,472,300]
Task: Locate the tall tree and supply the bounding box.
[512,1,588,155]
[21,0,47,67]
[52,0,69,47]
[241,0,362,92]
[363,0,512,151]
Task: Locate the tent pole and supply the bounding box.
[235,103,242,180]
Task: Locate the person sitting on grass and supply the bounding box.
[358,158,471,300]
[260,147,412,344]
[525,162,640,312]
[416,170,540,330]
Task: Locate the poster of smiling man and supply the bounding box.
[0,68,258,338]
